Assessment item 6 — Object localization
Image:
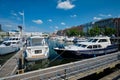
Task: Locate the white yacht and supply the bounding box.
[56,36,65,41]
[64,36,75,42]
[25,36,49,61]
[0,37,23,55]
[73,37,87,43]
[54,36,118,58]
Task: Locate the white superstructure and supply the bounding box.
[25,36,49,61]
[0,37,24,55]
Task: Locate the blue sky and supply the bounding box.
[0,0,120,32]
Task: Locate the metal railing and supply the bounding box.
[1,52,120,80]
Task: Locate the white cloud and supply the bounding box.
[61,22,66,25]
[48,19,52,22]
[11,10,17,16]
[32,19,43,24]
[11,12,17,16]
[99,14,112,17]
[99,14,105,17]
[5,24,12,27]
[55,26,58,29]
[57,0,75,10]
[93,17,102,21]
[108,14,112,17]
[10,11,22,21]
[70,14,77,18]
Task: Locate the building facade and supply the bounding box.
[82,18,120,36]
[56,18,120,37]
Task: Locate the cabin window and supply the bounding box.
[98,45,102,48]
[81,45,87,48]
[32,38,43,46]
[16,38,19,40]
[3,42,11,46]
[92,39,98,42]
[93,45,97,48]
[76,44,81,47]
[35,50,42,54]
[9,38,12,40]
[98,39,107,42]
[12,38,15,40]
[87,45,92,49]
[12,42,16,44]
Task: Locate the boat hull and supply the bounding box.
[24,46,49,61]
[54,49,82,58]
[0,46,19,55]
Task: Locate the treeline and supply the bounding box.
[66,26,116,37]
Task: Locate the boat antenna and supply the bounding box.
[22,10,25,32]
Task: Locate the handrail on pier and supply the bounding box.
[1,51,120,80]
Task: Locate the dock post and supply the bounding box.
[118,54,120,60]
[64,68,68,80]
[17,53,25,74]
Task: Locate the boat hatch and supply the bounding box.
[35,50,42,54]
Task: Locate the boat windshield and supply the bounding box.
[3,42,11,46]
[76,44,81,47]
[88,39,93,42]
[81,44,87,48]
[32,38,44,46]
[92,39,98,42]
[11,42,17,44]
[76,44,87,48]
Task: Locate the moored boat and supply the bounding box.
[64,36,75,42]
[24,36,49,61]
[0,37,24,55]
[54,36,118,58]
[73,37,87,43]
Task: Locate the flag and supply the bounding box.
[18,26,22,31]
[19,11,24,16]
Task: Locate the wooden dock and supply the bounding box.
[0,48,25,77]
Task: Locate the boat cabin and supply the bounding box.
[27,36,46,46]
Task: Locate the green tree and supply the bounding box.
[66,29,84,37]
[88,26,101,36]
[88,26,116,36]
[104,27,116,36]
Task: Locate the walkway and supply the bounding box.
[0,48,25,77]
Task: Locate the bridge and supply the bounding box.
[0,51,120,80]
